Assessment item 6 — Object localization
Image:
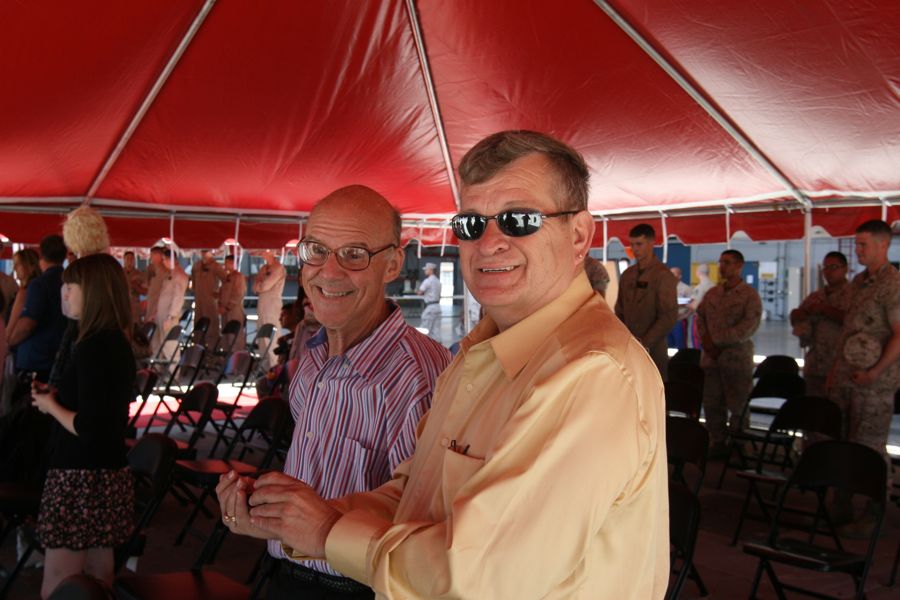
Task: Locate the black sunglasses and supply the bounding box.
[450,209,580,241]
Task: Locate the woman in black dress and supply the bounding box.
[31,253,136,598]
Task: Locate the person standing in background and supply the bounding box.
[417,262,442,342]
[0,241,16,324]
[697,250,762,458]
[218,254,247,350]
[154,251,189,353]
[191,250,222,339]
[122,251,147,326]
[253,250,286,367]
[790,251,851,397]
[144,247,165,327]
[615,224,678,379]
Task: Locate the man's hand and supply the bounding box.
[247,472,342,558]
[216,471,270,539]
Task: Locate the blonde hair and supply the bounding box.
[63,206,110,257]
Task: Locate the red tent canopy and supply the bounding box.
[1,0,898,248]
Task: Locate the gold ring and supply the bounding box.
[223,514,236,524]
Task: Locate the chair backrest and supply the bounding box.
[753,354,799,379]
[127,433,178,499]
[189,316,211,345]
[665,380,703,420]
[138,321,157,345]
[174,344,206,386]
[787,440,887,502]
[177,381,219,415]
[163,324,183,343]
[770,396,842,441]
[666,361,704,390]
[667,481,702,600]
[250,323,277,355]
[225,350,253,378]
[225,396,292,466]
[749,372,805,402]
[47,574,115,600]
[133,369,158,402]
[669,348,701,367]
[666,416,709,493]
[214,319,243,356]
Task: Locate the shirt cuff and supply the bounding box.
[324,509,392,585]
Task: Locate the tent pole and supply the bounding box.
[660,211,668,263]
[725,207,732,250]
[881,197,890,222]
[404,0,461,210]
[83,0,218,203]
[602,218,608,262]
[592,0,811,211]
[803,209,812,298]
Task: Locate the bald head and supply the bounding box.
[312,185,401,246]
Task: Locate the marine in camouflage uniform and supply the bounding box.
[696,251,762,447]
[828,261,900,464]
[614,228,678,378]
[191,252,223,338]
[791,253,852,398]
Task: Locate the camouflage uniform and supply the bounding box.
[793,282,852,397]
[697,281,762,444]
[253,261,286,367]
[154,266,189,352]
[123,265,147,326]
[615,256,678,378]
[144,264,164,325]
[191,260,222,336]
[829,263,900,465]
[218,269,247,350]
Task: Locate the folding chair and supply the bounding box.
[666,416,709,494]
[666,481,706,600]
[144,324,183,371]
[730,396,842,545]
[114,434,179,571]
[208,350,255,457]
[670,348,701,367]
[0,482,42,598]
[744,441,887,600]
[144,344,206,433]
[665,380,703,420]
[137,321,156,347]
[753,354,799,379]
[202,319,242,379]
[716,373,806,488]
[666,361,705,396]
[247,323,277,375]
[181,316,211,351]
[171,396,291,545]
[160,381,220,451]
[127,369,159,431]
[887,389,900,586]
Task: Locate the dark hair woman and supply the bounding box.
[30,253,136,598]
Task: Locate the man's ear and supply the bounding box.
[383,246,405,283]
[572,211,595,262]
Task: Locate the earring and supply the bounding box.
[577,253,584,260]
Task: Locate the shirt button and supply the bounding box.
[465,383,473,392]
[316,382,324,390]
[441,438,449,447]
[306,431,314,440]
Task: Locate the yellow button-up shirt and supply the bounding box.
[316,273,668,598]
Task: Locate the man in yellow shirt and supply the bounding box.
[218,131,669,599]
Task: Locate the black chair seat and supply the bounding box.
[114,570,249,600]
[744,538,865,571]
[736,468,787,485]
[126,437,196,460]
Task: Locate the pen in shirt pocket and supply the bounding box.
[449,439,470,455]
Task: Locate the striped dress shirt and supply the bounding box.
[269,304,451,576]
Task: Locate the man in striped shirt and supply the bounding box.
[218,185,450,599]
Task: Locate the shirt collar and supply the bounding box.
[306,302,409,379]
[461,272,594,379]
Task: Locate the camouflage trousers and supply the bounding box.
[702,361,754,444]
[803,374,828,399]
[829,385,894,464]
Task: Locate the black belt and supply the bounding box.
[279,560,370,594]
